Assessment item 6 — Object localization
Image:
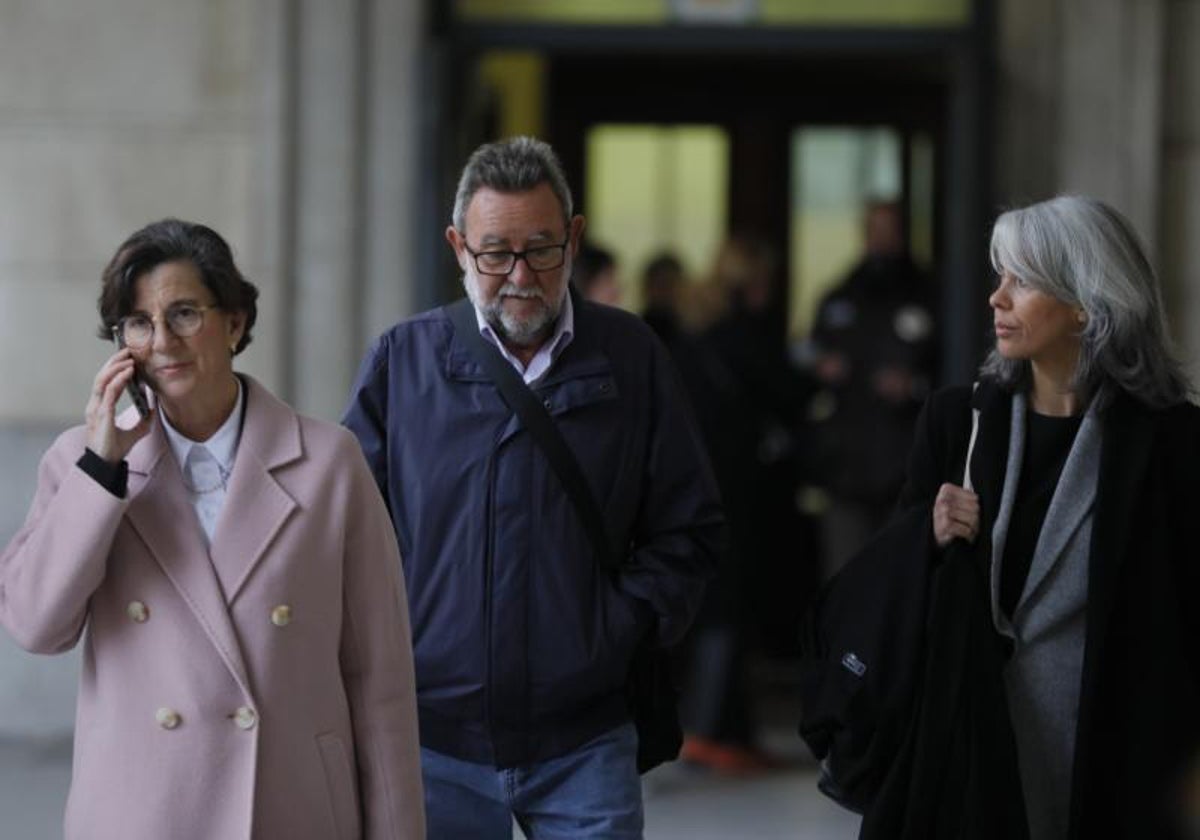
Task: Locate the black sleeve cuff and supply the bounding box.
[77,448,129,499]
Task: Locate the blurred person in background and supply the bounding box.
[892,196,1199,838]
[0,219,424,839]
[808,199,938,576]
[572,241,622,306]
[343,136,724,838]
[678,234,817,773]
[641,251,686,346]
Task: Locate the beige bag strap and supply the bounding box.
[963,382,981,492]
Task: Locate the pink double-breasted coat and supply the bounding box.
[0,376,424,839]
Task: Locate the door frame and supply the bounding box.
[422,2,995,383]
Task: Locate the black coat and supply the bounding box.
[896,381,1200,839]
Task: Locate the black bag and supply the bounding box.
[446,298,682,774]
[626,644,683,774]
[797,506,934,811]
[798,394,982,812]
[861,538,1028,840]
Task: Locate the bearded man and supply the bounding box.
[343,136,723,839]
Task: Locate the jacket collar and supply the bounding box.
[988,391,1104,631]
[969,385,1158,637]
[443,293,612,386]
[123,375,302,476]
[207,375,302,601]
[1020,398,1102,613]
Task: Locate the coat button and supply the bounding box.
[270,605,292,627]
[156,707,181,730]
[126,601,149,623]
[233,706,258,730]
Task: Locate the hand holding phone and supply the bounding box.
[113,334,152,418]
[86,347,154,464]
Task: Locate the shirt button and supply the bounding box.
[543,398,553,410]
[156,707,182,730]
[126,601,150,623]
[270,605,293,627]
[233,706,258,730]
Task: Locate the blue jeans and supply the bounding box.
[421,722,644,839]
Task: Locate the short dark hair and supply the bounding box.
[572,243,616,295]
[643,253,684,290]
[97,219,259,354]
[451,136,573,233]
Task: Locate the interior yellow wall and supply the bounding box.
[791,214,862,337]
[478,51,546,139]
[456,0,969,26]
[790,127,906,337]
[761,0,969,26]
[585,125,728,314]
[909,134,936,268]
[457,0,666,24]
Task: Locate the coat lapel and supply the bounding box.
[208,377,301,604]
[986,394,1026,635]
[124,417,253,696]
[1018,404,1103,612]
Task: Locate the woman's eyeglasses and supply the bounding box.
[113,303,216,349]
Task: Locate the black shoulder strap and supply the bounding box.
[446,298,617,572]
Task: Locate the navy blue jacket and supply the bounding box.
[343,298,724,767]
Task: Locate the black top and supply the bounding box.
[999,410,1083,618]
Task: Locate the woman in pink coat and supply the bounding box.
[0,219,425,839]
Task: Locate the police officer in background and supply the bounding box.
[809,200,939,575]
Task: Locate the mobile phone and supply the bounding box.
[113,334,152,418]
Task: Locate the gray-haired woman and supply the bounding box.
[898,195,1200,838]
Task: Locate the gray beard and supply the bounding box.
[464,276,563,348]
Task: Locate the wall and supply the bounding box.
[1162,0,1200,370]
[996,0,1200,376]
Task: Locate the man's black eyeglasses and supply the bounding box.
[464,239,569,276]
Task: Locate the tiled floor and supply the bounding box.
[0,735,861,839]
[0,737,73,840]
[643,759,862,839]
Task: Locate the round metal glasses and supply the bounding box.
[113,304,216,349]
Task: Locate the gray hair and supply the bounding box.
[981,195,1189,408]
[451,136,574,233]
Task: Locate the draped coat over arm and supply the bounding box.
[898,381,1200,839]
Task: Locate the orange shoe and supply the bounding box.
[679,735,779,775]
